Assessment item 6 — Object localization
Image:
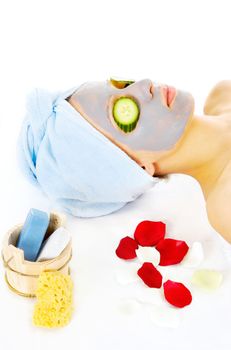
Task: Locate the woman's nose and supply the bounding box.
[126,78,153,101]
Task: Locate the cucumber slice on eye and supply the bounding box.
[110,77,135,89]
[112,97,140,133]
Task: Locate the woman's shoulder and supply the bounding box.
[204,80,231,117]
[205,160,231,243]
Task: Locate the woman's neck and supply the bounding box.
[155,114,231,198]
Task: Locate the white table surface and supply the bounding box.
[1,146,231,350]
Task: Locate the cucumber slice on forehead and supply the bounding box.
[110,77,135,89]
[112,97,140,133]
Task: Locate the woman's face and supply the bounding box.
[69,78,194,152]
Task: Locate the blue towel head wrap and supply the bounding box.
[18,86,159,218]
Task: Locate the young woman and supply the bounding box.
[68,79,231,243]
[19,78,231,243]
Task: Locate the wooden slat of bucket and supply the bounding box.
[3,241,72,275]
[4,246,72,296]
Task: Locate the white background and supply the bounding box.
[1,1,231,349]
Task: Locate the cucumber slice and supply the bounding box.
[113,97,140,133]
[110,77,135,89]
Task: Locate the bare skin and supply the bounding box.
[69,81,231,243]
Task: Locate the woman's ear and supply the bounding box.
[126,149,156,176]
[141,162,155,176]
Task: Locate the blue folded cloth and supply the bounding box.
[18,86,159,218]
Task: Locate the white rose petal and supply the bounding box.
[181,241,204,268]
[136,246,160,266]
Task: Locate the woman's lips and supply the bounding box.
[162,85,177,107]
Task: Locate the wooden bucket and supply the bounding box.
[1,212,72,297]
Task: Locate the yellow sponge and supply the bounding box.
[33,271,73,328]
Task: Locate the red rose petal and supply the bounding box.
[163,280,192,308]
[134,221,166,247]
[137,262,163,288]
[155,238,189,266]
[115,236,139,260]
